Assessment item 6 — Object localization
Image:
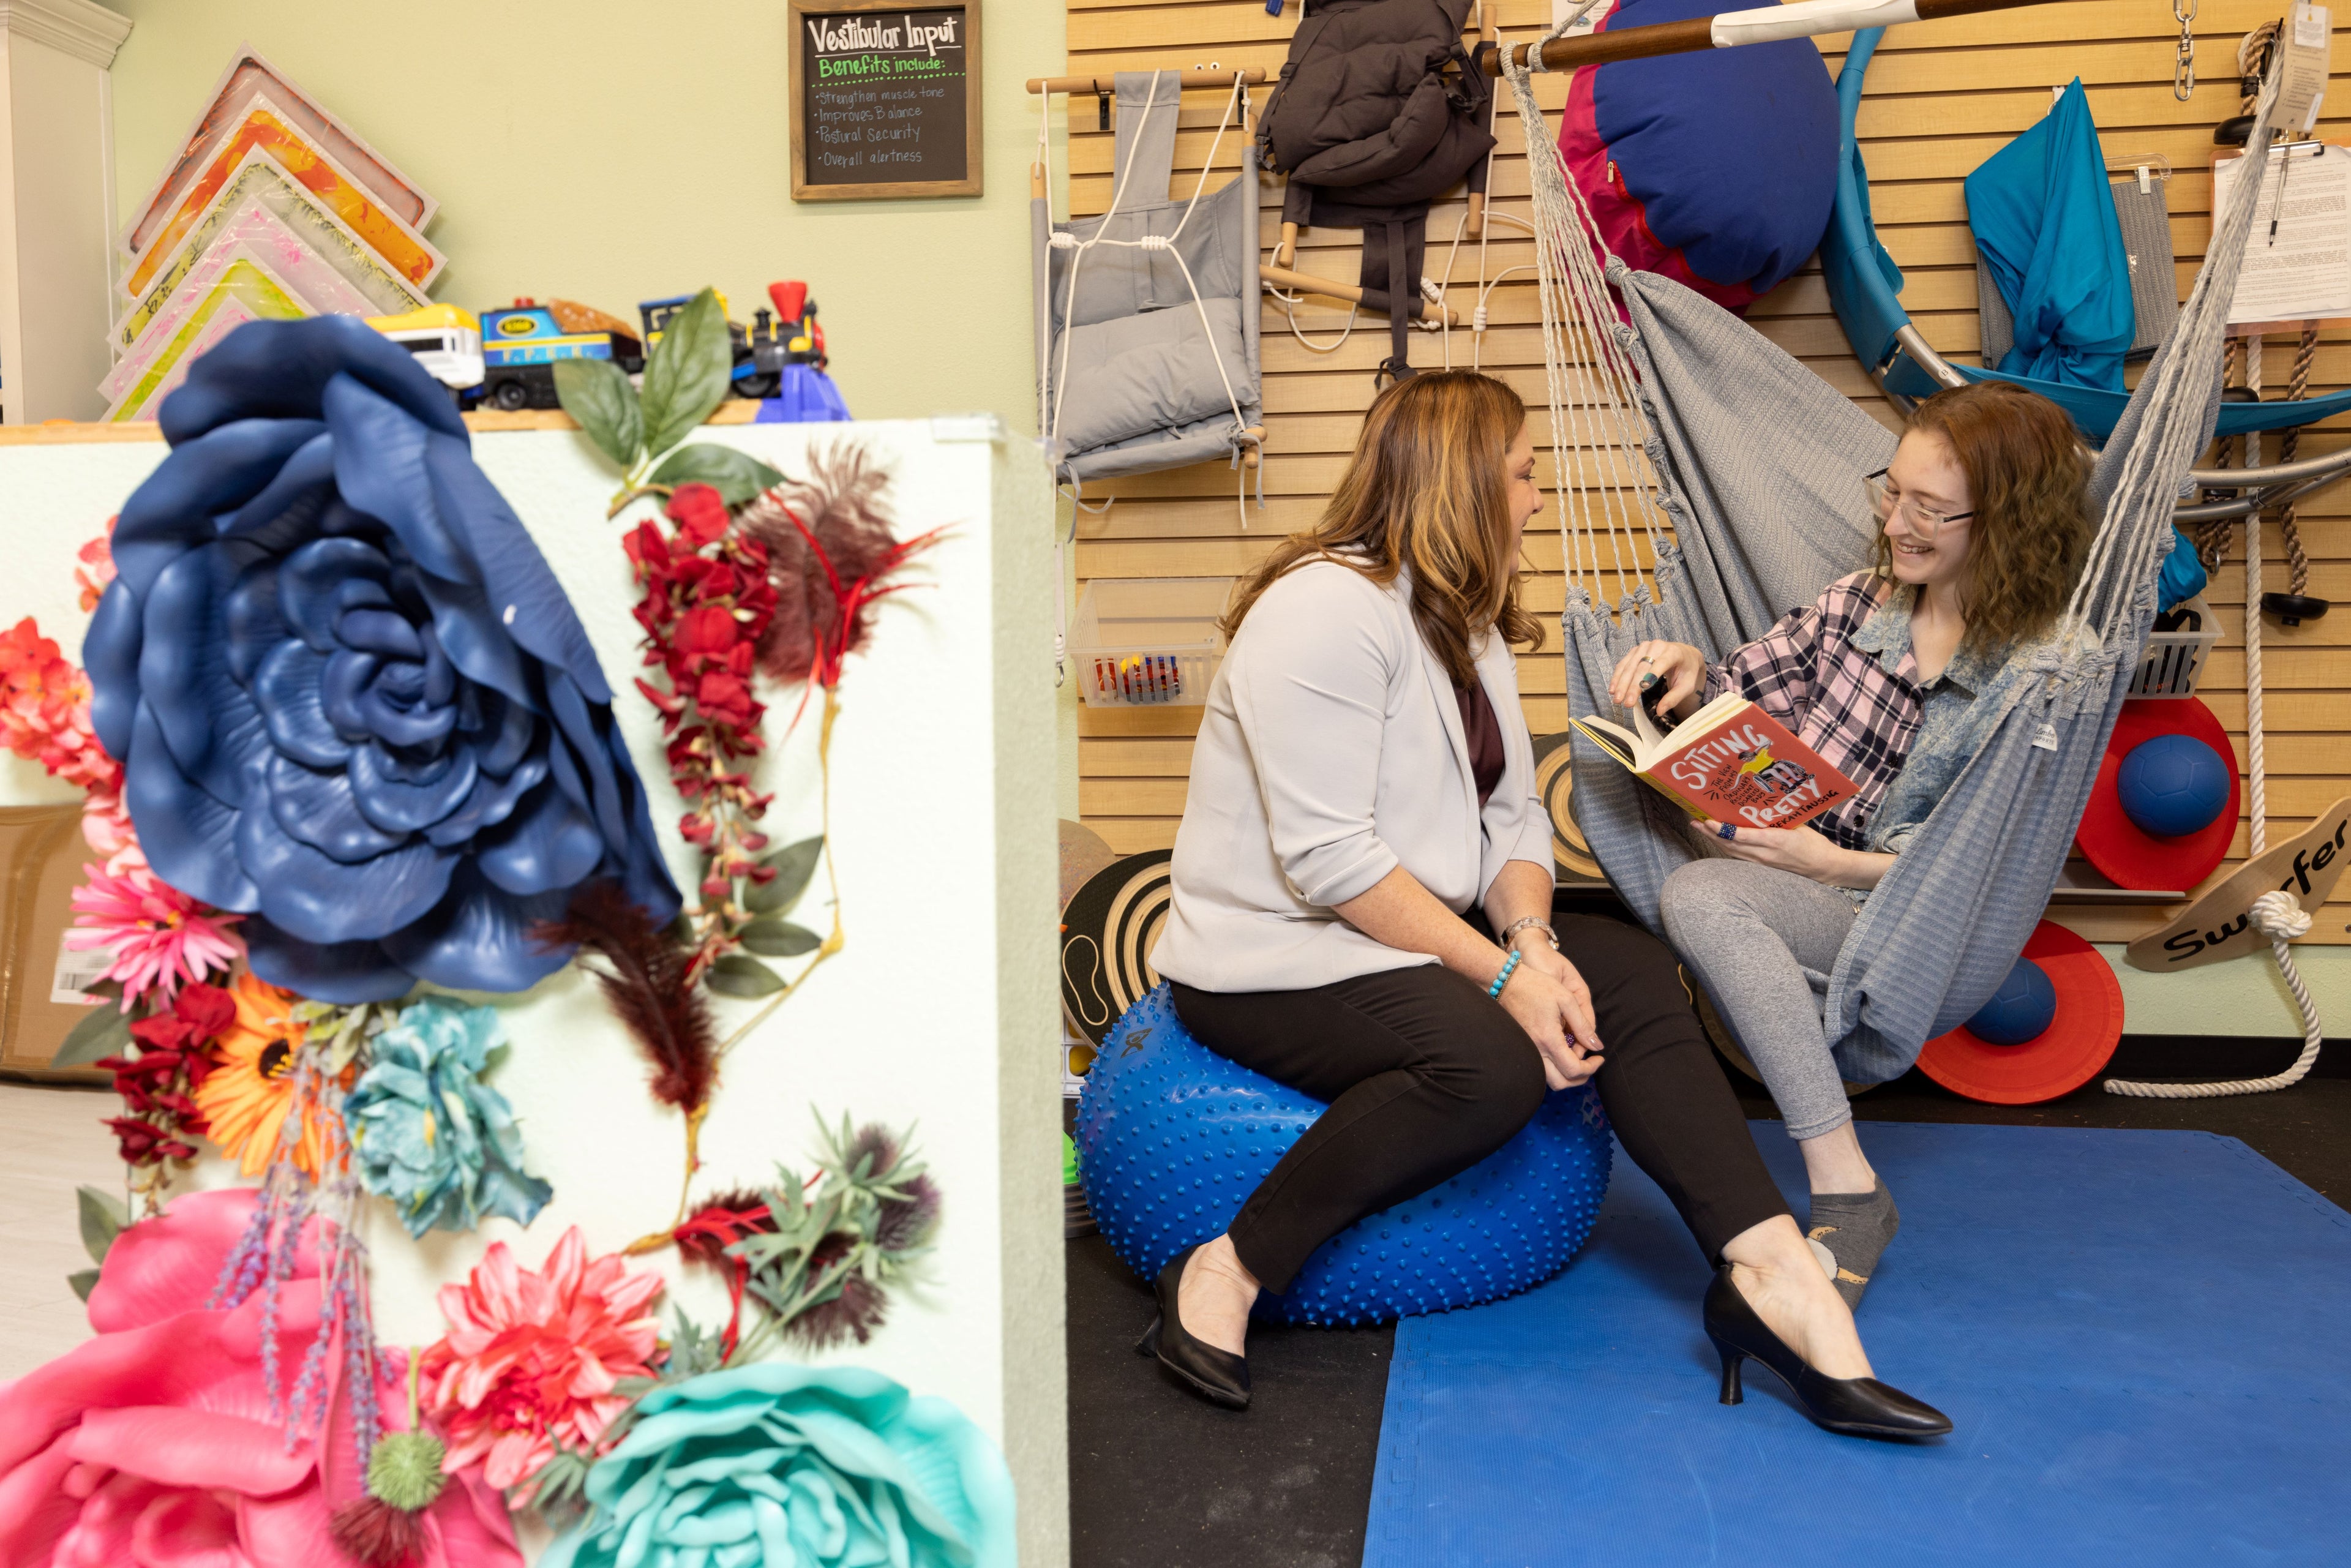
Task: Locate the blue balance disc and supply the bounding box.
[1073,984,1613,1326]
[2115,733,2232,838]
[1965,957,2058,1046]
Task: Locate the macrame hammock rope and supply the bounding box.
[1504,13,2324,1095]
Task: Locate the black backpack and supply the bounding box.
[1258,0,1496,383]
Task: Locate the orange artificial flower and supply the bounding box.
[194,972,342,1177]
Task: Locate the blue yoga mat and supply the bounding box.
[1366,1123,2351,1566]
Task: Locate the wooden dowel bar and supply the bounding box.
[1027,67,1266,95]
[1488,0,2077,74]
[1261,264,1462,327]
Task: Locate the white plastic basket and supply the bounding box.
[1071,577,1232,708]
[2129,595,2222,698]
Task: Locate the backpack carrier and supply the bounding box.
[1258,0,1496,383]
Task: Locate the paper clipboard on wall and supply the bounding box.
[2210,141,2351,336]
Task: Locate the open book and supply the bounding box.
[1569,688,1861,832]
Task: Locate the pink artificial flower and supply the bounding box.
[0,1187,520,1568]
[81,784,138,865]
[76,519,117,613]
[0,615,118,795]
[68,861,242,1008]
[419,1228,664,1496]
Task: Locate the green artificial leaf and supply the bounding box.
[648,443,786,507]
[553,357,644,470]
[746,837,824,914]
[82,977,123,1002]
[67,1267,99,1302]
[640,287,735,459]
[77,1185,129,1265]
[50,1005,132,1068]
[739,919,822,958]
[705,953,787,997]
[666,912,699,945]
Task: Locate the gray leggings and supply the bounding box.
[1659,858,1859,1141]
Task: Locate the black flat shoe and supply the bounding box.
[1136,1244,1251,1409]
[1702,1265,1950,1439]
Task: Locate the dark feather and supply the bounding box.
[534,881,717,1114]
[738,441,901,683]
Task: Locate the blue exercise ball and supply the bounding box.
[1073,985,1612,1327]
[2116,733,2232,838]
[1965,958,2058,1046]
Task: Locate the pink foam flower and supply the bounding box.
[419,1227,665,1497]
[0,1187,520,1568]
[68,861,242,1008]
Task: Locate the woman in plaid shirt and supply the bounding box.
[1607,382,2093,1308]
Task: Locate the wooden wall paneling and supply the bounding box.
[1063,0,2351,939]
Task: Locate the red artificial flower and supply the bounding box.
[665,482,731,549]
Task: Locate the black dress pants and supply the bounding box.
[1170,913,1789,1296]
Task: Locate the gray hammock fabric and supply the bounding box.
[1553,61,2282,1086]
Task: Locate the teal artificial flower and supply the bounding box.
[345,996,552,1237]
[541,1363,1016,1568]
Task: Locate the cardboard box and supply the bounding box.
[0,803,111,1084]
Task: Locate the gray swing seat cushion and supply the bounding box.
[1978,174,2178,367]
[1051,297,1250,456]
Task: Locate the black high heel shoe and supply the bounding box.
[1136,1244,1251,1409]
[1703,1265,1950,1439]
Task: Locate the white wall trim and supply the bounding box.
[0,0,130,70]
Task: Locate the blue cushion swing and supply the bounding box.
[1072,985,1613,1327]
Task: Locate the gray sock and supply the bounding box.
[1807,1180,1899,1308]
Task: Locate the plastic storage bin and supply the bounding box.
[2128,595,2222,698]
[1071,577,1232,708]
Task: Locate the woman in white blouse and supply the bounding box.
[1142,371,1946,1440]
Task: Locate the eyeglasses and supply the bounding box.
[1864,468,1974,541]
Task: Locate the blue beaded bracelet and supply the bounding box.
[1487,949,1521,999]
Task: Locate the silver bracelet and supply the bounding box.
[1501,917,1558,950]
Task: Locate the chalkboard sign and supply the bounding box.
[790,0,982,201]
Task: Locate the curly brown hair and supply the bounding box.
[1221,370,1540,684]
[1876,380,2091,652]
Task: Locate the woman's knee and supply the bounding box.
[1660,858,1764,941]
[1436,1015,1548,1142]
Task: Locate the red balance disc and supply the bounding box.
[2075,696,2240,891]
[1917,920,2124,1105]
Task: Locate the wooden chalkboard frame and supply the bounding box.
[790,0,983,201]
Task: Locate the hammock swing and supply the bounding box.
[1486,1,2326,1091]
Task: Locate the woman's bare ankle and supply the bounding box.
[1720,1218,1872,1381]
[1177,1236,1261,1356]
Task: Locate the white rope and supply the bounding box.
[1047,75,1262,535]
[1501,6,1674,610]
[2101,49,2325,1097]
[2105,390,2327,1097]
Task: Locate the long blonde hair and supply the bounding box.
[1222,370,1539,683]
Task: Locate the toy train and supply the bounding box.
[367,283,830,413]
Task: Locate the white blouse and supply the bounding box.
[1149,558,1552,994]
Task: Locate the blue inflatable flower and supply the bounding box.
[541,1364,1016,1568]
[345,995,550,1237]
[84,316,680,1002]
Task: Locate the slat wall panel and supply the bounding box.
[1061,0,2351,942]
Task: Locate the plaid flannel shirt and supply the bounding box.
[1700,571,2006,859]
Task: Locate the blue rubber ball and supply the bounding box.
[1965,958,2058,1046]
[1074,985,1612,1327]
[2116,733,2232,838]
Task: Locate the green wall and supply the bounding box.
[105,0,1079,818]
[106,0,1060,433]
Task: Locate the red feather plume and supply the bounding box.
[535,881,718,1114]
